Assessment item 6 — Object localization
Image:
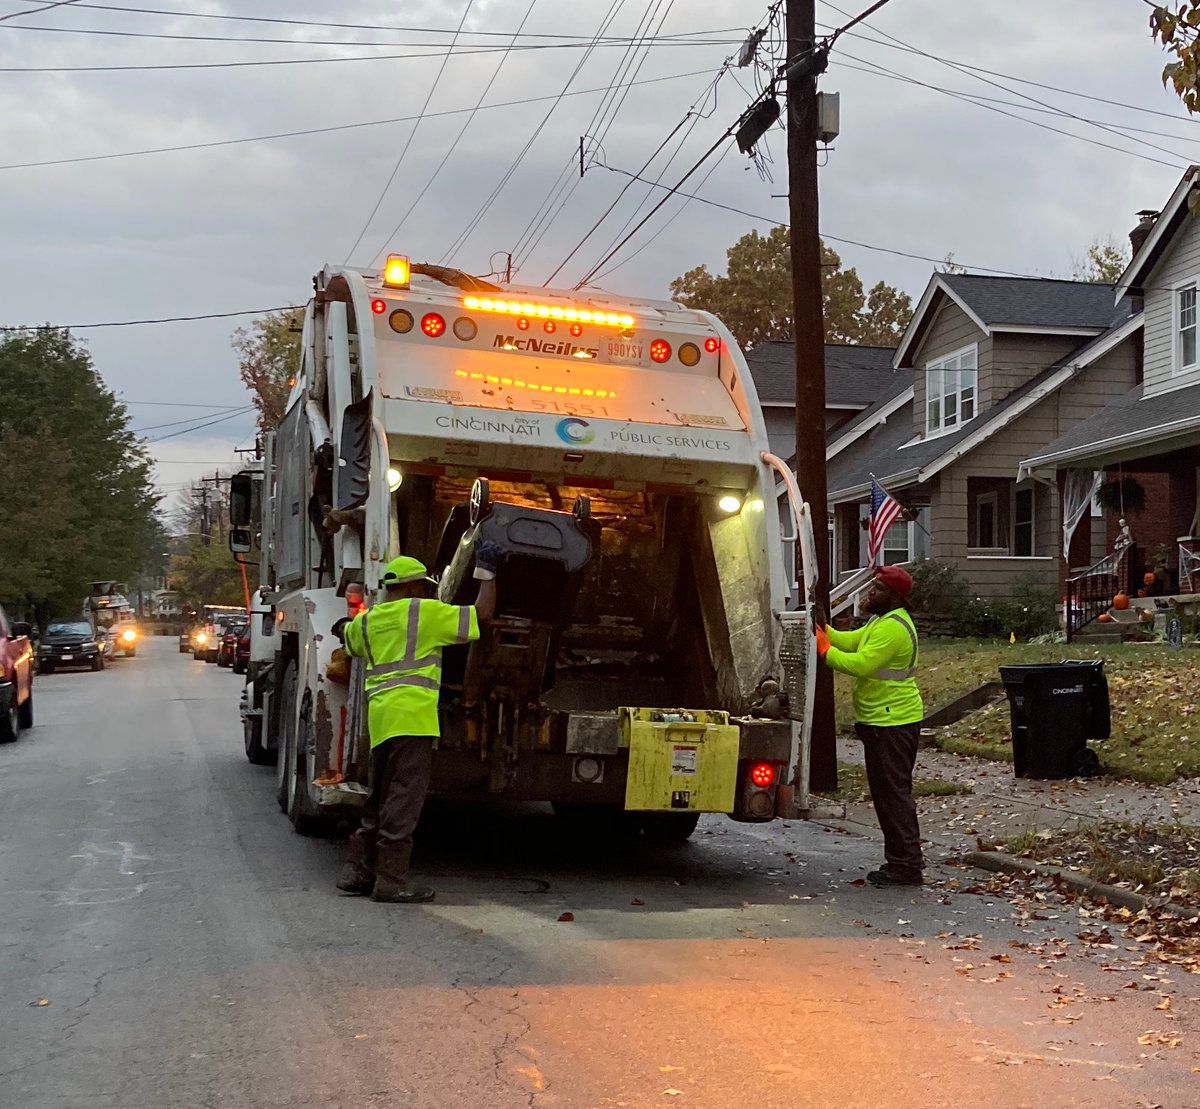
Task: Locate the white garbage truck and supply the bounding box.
[230,257,817,839]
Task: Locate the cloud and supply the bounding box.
[0,0,1193,451]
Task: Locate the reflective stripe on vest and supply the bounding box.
[360,608,375,669]
[362,599,444,701]
[871,612,918,681]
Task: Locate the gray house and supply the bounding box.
[823,273,1142,597]
[1021,169,1200,631]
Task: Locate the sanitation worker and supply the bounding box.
[334,542,499,902]
[815,564,924,887]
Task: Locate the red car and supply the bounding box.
[0,605,34,743]
[217,619,247,668]
[231,625,251,675]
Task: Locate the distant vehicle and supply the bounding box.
[0,605,34,742]
[38,620,104,674]
[231,625,250,675]
[110,616,139,658]
[196,612,244,663]
[217,619,247,668]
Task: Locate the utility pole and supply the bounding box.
[199,482,210,547]
[786,0,837,792]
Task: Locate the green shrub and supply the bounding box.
[907,559,1057,639]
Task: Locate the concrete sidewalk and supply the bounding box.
[831,733,1200,861]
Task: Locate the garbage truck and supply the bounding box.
[230,257,818,839]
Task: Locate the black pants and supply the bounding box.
[359,735,433,857]
[856,722,923,878]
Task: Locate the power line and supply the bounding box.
[834,47,1186,170]
[0,36,732,73]
[815,15,1200,128]
[369,0,539,266]
[586,161,1043,277]
[122,398,247,408]
[0,65,716,171]
[342,0,475,264]
[130,406,247,434]
[509,0,672,273]
[17,2,741,41]
[0,1,81,22]
[146,407,256,443]
[0,17,736,49]
[0,306,299,331]
[440,0,631,267]
[513,0,683,275]
[823,1,1190,169]
[572,129,735,287]
[831,58,1200,146]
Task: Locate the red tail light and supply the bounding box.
[704,337,719,353]
[421,313,446,337]
[650,339,671,363]
[750,762,776,788]
[370,299,387,314]
[345,583,366,620]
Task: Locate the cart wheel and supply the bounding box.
[573,495,591,522]
[469,478,491,525]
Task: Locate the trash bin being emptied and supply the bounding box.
[998,661,1109,779]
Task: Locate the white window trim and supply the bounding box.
[1172,274,1200,377]
[966,555,1054,562]
[975,490,999,550]
[924,342,978,436]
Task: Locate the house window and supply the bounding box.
[1178,283,1198,373]
[1013,486,1035,557]
[882,519,910,565]
[975,491,998,549]
[925,345,977,435]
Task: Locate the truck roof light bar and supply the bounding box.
[383,254,411,289]
[463,295,634,329]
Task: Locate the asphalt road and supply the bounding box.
[2,639,1196,1109]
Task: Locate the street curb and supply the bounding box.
[964,850,1196,919]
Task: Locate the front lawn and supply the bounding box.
[929,645,1200,784]
[816,761,972,804]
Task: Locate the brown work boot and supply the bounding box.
[371,842,435,904]
[336,829,375,895]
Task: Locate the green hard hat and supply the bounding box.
[380,555,432,587]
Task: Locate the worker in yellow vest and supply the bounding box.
[815,564,924,887]
[334,542,499,902]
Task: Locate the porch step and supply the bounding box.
[1072,625,1124,644]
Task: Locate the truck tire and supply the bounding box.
[244,712,272,766]
[275,660,297,812]
[17,686,33,730]
[629,812,700,844]
[0,688,18,743]
[287,693,322,836]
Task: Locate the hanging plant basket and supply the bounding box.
[1095,477,1146,516]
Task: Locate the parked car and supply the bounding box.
[38,620,104,673]
[0,605,34,742]
[217,619,247,668]
[231,625,251,675]
[195,615,241,663]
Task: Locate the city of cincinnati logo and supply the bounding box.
[556,417,594,445]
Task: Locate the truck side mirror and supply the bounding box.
[229,528,252,555]
[229,473,254,527]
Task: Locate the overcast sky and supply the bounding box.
[0,0,1192,512]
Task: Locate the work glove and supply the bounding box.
[814,624,830,658]
[331,617,349,643]
[473,538,506,581]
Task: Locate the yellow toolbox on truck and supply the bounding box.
[620,708,739,813]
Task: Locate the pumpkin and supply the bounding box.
[1097,613,1114,623]
[1144,571,1156,586]
[1112,591,1131,610]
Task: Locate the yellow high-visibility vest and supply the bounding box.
[344,597,479,746]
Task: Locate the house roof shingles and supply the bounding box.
[939,273,1118,330]
[1024,379,1200,467]
[746,341,898,406]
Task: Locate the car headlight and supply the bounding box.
[121,630,136,643]
[196,633,207,644]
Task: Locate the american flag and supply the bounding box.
[867,478,904,567]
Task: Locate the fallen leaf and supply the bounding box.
[631,898,645,907]
[30,999,49,1008]
[659,1065,682,1073]
[663,1089,684,1097]
[557,912,575,922]
[1155,997,1172,1011]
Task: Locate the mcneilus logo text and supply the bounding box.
[494,335,599,358]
